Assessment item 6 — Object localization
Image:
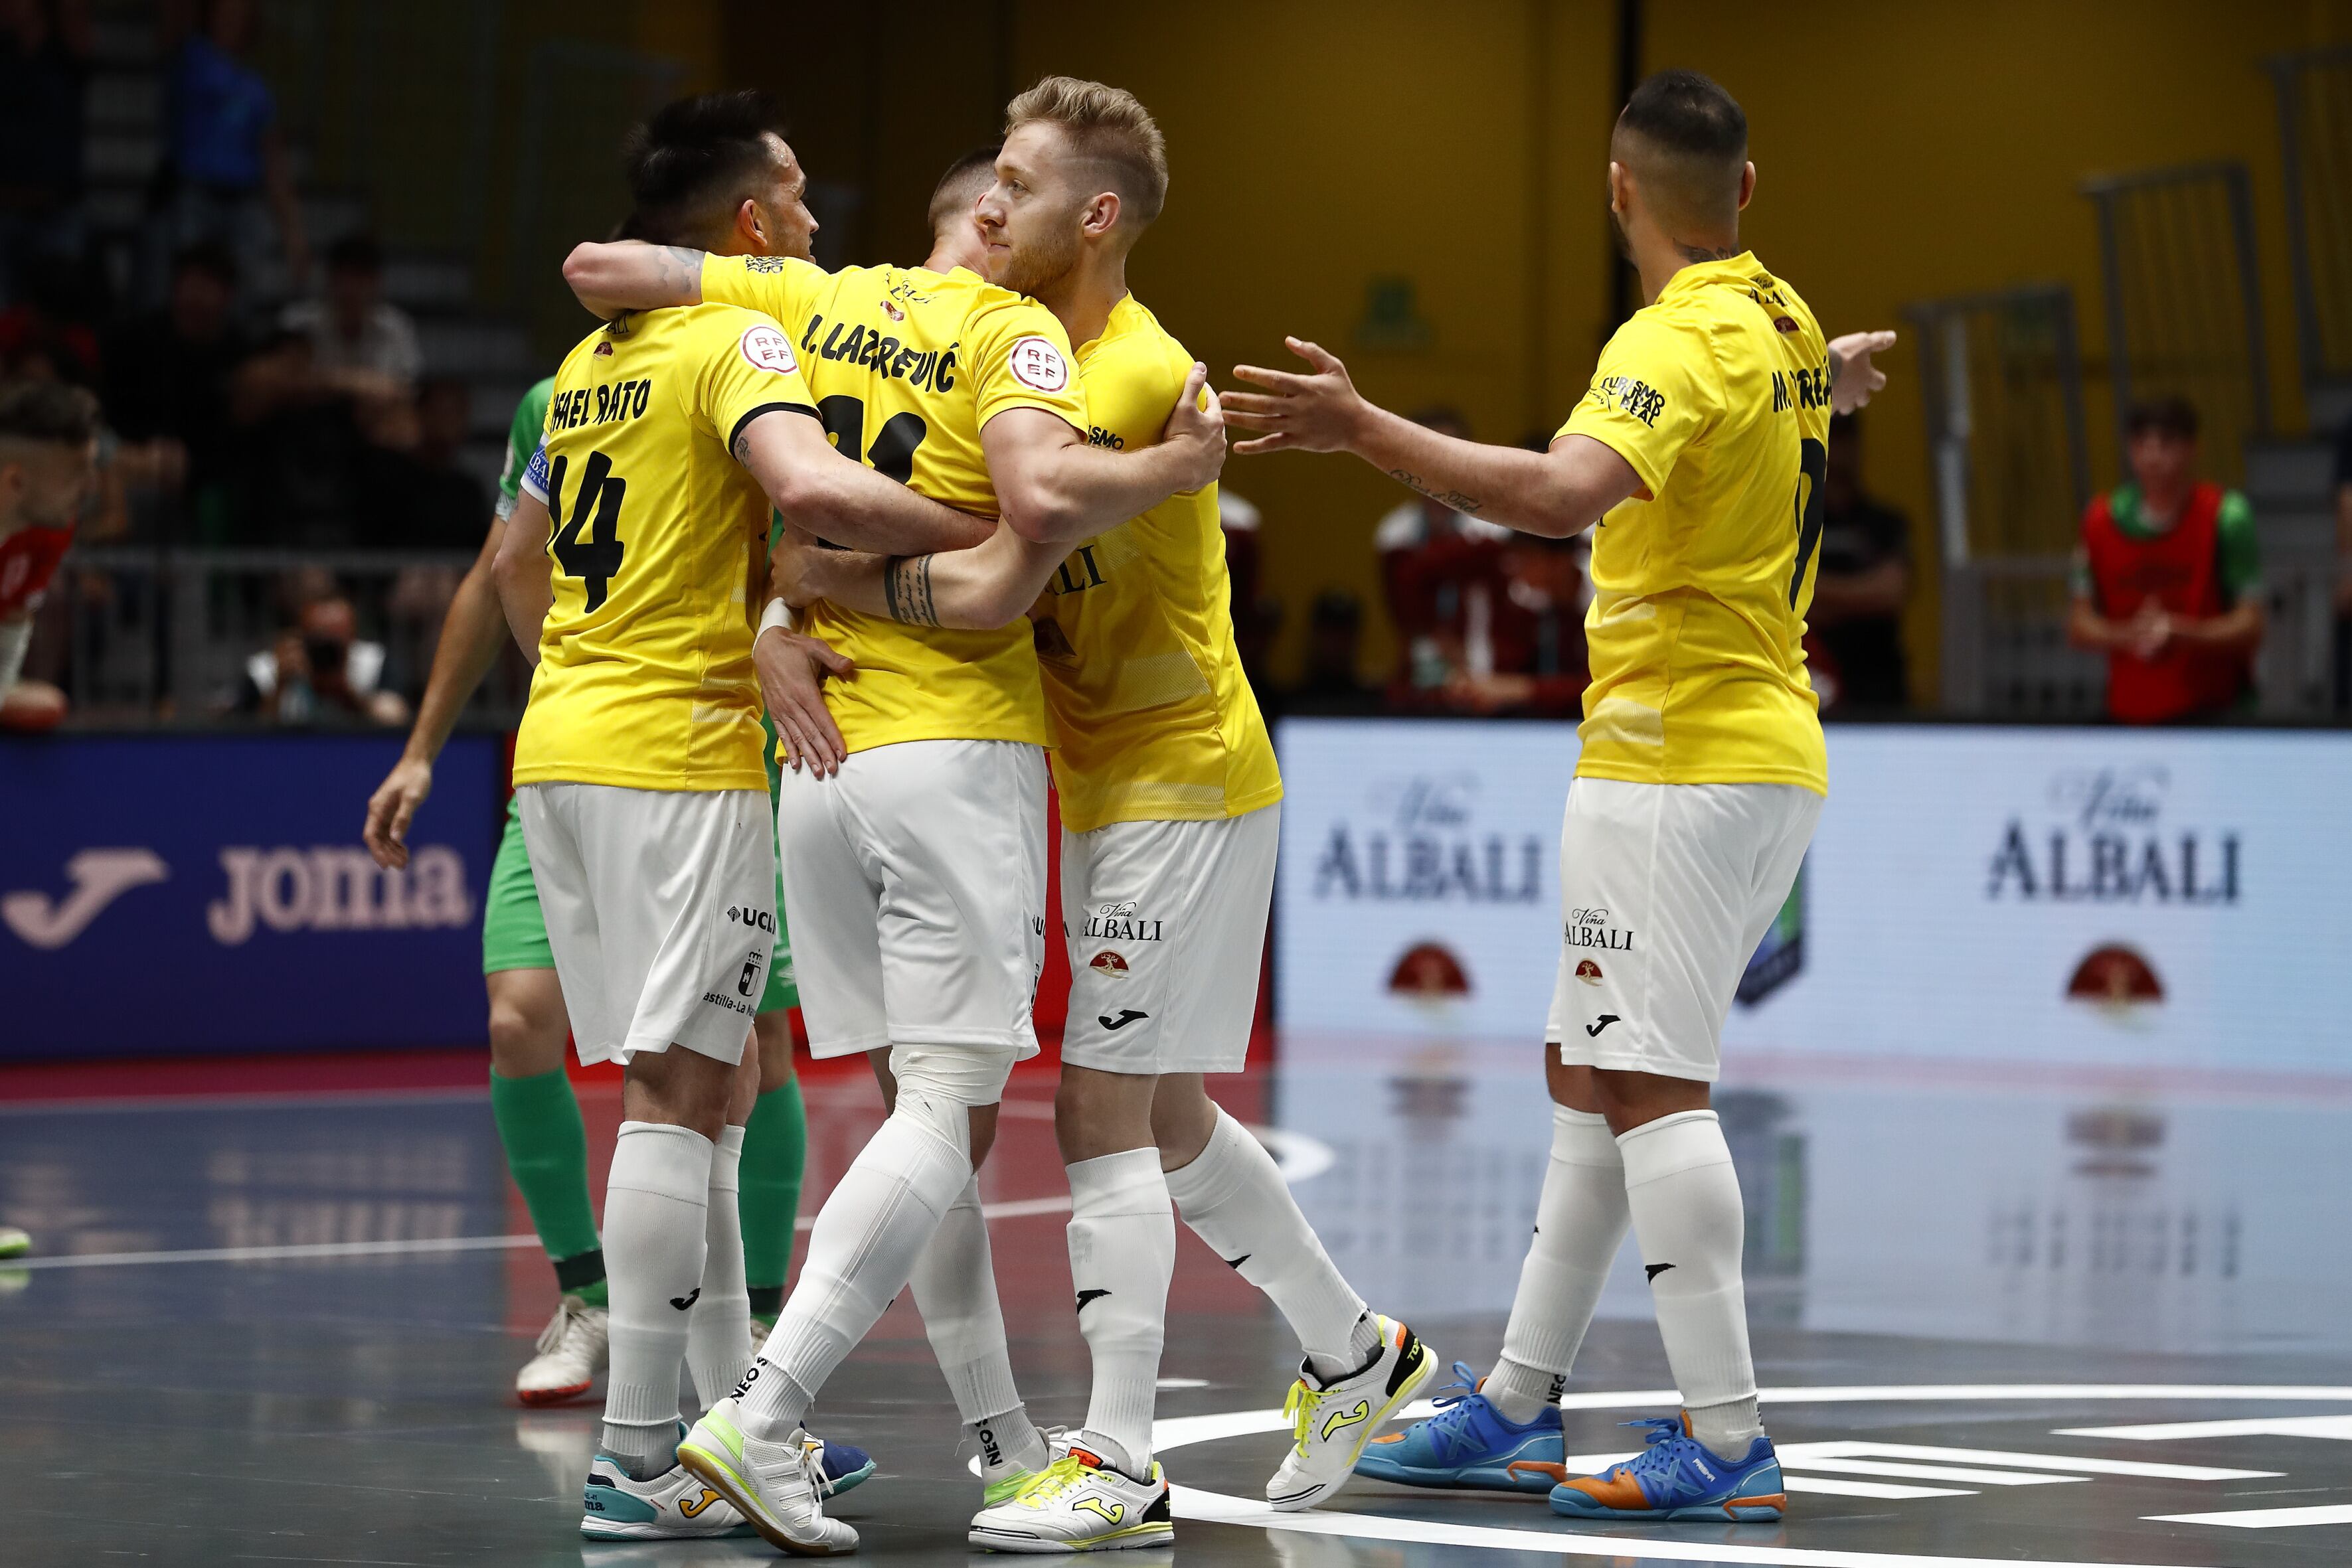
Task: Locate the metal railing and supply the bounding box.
[2083,162,2270,484]
[37,548,529,728]
[2267,44,2352,424]
[1903,285,2096,716]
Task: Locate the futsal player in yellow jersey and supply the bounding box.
[489,92,1006,1548]
[560,96,1225,1556]
[775,80,1436,1544]
[1225,70,1896,1524]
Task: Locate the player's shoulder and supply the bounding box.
[1083,297,1189,398]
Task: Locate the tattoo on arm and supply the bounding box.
[882,555,940,627]
[1386,469,1482,513]
[659,245,703,296]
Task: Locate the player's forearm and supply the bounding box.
[772,455,994,556]
[2066,600,2120,651]
[1002,440,1195,546]
[0,614,32,693]
[403,544,511,761]
[491,509,550,661]
[875,526,1067,630]
[562,240,705,319]
[1348,409,1614,538]
[2173,601,2265,653]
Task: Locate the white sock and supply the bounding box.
[910,1176,1049,1480]
[1066,1147,1174,1472]
[1163,1106,1369,1377]
[1487,1105,1631,1425]
[1620,1109,1762,1459]
[687,1125,752,1411]
[602,1120,714,1477]
[740,1106,970,1442]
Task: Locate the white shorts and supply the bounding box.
[515,781,774,1068]
[778,738,1047,1059]
[1060,803,1280,1077]
[1546,777,1821,1083]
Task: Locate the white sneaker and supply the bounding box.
[517,1293,608,1407]
[580,1453,755,1539]
[1266,1313,1437,1511]
[0,1225,29,1259]
[968,1443,1173,1553]
[677,1396,858,1556]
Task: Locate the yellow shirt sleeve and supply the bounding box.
[690,307,821,449]
[1557,309,1721,499]
[966,295,1090,435]
[699,252,825,333]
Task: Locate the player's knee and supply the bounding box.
[752,1011,798,1093]
[1148,1074,1217,1167]
[486,983,567,1076]
[886,1042,1015,1165]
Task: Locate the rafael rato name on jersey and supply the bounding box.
[548,378,653,431]
[797,313,958,391]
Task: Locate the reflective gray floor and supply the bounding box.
[5,1044,2352,1567]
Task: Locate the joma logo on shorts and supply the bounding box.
[207,846,471,945]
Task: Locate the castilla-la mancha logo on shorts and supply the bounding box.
[1007,336,1070,392]
[1089,950,1130,979]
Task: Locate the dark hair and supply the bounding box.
[172,240,238,287]
[1618,69,1747,163]
[623,90,791,248]
[928,144,1001,234]
[2124,394,2199,442]
[0,380,102,446]
[325,232,385,275]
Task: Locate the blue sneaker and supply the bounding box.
[1351,1362,1565,1493]
[1547,1413,1784,1522]
[808,1431,876,1498]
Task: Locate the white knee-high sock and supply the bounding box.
[739,1107,970,1442]
[910,1176,1048,1480]
[687,1125,752,1410]
[602,1120,714,1476]
[1487,1105,1632,1423]
[1066,1147,1175,1474]
[1619,1109,1761,1458]
[1163,1106,1374,1379]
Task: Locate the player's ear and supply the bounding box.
[1737,161,1756,212]
[737,196,765,251]
[1085,190,1121,241]
[1606,161,1629,216]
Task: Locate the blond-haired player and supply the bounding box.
[490,91,999,1543]
[778,78,1437,1549]
[1224,68,1894,1524]
[560,96,1226,1554]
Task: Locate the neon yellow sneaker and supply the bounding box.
[967,1445,1173,1553]
[676,1395,857,1556]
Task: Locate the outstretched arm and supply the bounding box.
[982,364,1226,546]
[773,520,1066,631]
[734,412,995,555]
[562,240,707,320]
[1828,330,1898,415]
[1224,339,1639,538]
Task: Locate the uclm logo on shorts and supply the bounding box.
[206,845,473,945]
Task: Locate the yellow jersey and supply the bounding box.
[1556,253,1831,795]
[700,254,1090,755]
[511,302,819,792]
[1032,294,1281,834]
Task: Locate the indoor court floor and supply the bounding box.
[5,1036,2351,1568]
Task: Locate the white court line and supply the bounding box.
[2147,1503,2352,1529]
[1790,1440,2275,1482]
[2059,1414,2352,1443]
[1779,1458,2082,1487]
[11,1193,1076,1271]
[1782,1476,1972,1500]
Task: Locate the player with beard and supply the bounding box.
[772,80,1435,1549]
[561,99,1226,1555]
[1222,70,1896,1524]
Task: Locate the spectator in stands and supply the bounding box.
[0,378,98,732]
[223,327,367,546]
[1219,487,1280,697]
[1285,588,1382,714]
[156,0,308,299]
[2333,413,2352,711]
[282,233,421,390]
[0,0,92,307]
[2068,396,2262,724]
[1444,532,1588,716]
[233,582,407,727]
[1375,405,1512,688]
[1807,413,1912,709]
[104,242,249,537]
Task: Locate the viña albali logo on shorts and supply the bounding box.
[1986,765,2240,904]
[207,845,471,945]
[1562,906,1634,951]
[1312,774,1543,905]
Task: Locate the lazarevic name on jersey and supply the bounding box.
[701,253,1092,756]
[1558,254,1832,796]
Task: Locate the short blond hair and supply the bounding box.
[1005,75,1168,226]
